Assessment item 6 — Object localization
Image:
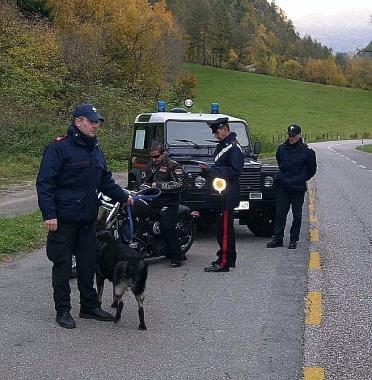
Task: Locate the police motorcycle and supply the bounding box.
[97,187,199,260]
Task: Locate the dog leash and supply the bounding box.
[126,187,161,241]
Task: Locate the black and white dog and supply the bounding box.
[95,220,148,330]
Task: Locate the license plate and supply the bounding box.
[249,192,262,200]
[235,201,249,211]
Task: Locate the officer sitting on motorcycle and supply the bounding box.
[144,141,186,267]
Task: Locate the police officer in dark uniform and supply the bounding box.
[37,104,133,329]
[267,124,317,249]
[201,118,244,272]
[144,141,185,267]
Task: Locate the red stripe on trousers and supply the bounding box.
[220,209,229,267]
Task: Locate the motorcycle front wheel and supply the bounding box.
[177,219,194,254]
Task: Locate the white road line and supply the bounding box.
[327,143,370,170]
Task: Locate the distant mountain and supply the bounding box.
[293,9,372,53]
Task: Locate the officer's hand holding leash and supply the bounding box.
[126,195,134,206]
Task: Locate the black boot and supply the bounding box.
[288,241,297,249]
[56,311,76,329]
[266,239,283,248]
[79,307,113,321]
[204,263,229,272]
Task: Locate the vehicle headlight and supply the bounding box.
[213,178,226,193]
[264,175,274,188]
[194,176,206,189]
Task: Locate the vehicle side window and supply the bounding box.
[154,124,164,143]
[134,127,146,150]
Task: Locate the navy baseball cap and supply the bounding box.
[207,117,229,134]
[287,124,301,137]
[73,104,104,123]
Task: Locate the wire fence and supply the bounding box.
[272,131,372,144]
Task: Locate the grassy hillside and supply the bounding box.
[186,63,372,147]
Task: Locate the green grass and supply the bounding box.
[186,63,372,147]
[0,153,40,188]
[0,211,46,263]
[356,144,372,153]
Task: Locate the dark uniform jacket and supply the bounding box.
[205,132,244,209]
[36,124,129,224]
[275,139,317,192]
[145,156,185,208]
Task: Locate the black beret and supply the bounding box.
[287,124,301,136]
[207,117,229,133]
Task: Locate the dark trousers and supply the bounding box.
[159,206,181,263]
[216,208,236,267]
[273,186,305,242]
[46,221,98,314]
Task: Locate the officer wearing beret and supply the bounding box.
[267,124,317,249]
[37,103,133,329]
[200,118,244,272]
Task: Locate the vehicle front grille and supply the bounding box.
[239,169,261,194]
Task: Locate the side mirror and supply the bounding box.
[253,141,262,155]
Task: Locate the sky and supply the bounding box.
[272,0,372,19]
[271,0,372,52]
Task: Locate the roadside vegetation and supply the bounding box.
[0,211,46,263]
[187,64,372,153]
[356,144,372,153]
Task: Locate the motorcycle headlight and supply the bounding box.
[213,178,226,193]
[194,176,206,188]
[264,175,274,188]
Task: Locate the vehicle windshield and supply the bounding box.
[166,121,249,147]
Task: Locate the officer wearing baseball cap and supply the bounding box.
[200,117,244,272]
[37,103,133,329]
[287,124,301,136]
[72,103,105,123]
[267,124,317,249]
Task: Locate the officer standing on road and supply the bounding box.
[144,141,185,267]
[36,103,133,329]
[267,124,317,249]
[200,118,244,272]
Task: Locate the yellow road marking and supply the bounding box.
[309,214,318,223]
[308,203,315,212]
[303,367,325,379]
[310,228,319,242]
[305,291,322,325]
[309,251,320,269]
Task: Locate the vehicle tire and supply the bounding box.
[246,212,275,237]
[177,220,194,254]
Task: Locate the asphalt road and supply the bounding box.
[0,172,128,218]
[305,140,372,380]
[1,140,370,379]
[0,177,309,379]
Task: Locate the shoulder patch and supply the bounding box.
[174,168,183,175]
[54,134,68,143]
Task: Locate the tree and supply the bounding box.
[46,0,183,96]
[281,59,302,79]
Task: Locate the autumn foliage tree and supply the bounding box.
[46,0,183,97]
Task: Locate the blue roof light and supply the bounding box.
[211,103,219,114]
[157,100,166,112]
